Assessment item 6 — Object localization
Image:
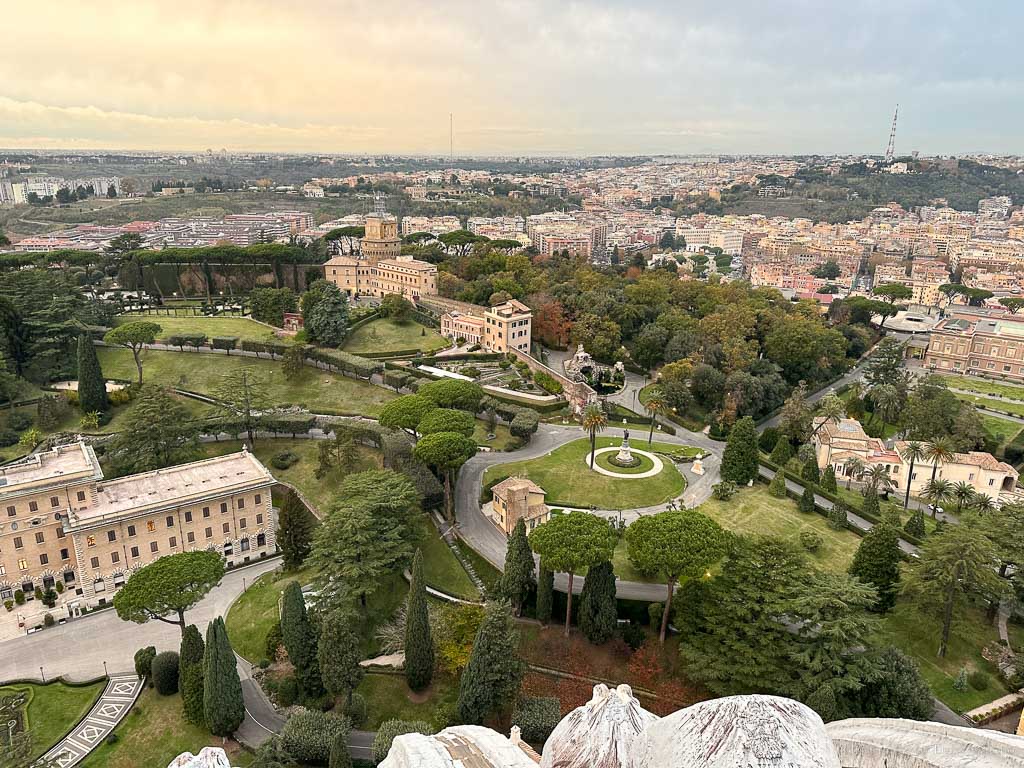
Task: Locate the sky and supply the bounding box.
[2,1,1022,156]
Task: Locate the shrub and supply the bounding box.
[43,613,55,627]
[460,366,481,379]
[134,646,157,683]
[647,602,663,626]
[828,501,849,530]
[3,600,12,612]
[799,486,816,513]
[967,670,990,691]
[341,691,367,727]
[799,530,823,553]
[953,668,968,691]
[276,675,300,708]
[620,621,646,650]
[271,451,300,470]
[371,720,434,764]
[904,510,926,538]
[7,410,34,432]
[510,410,540,440]
[211,336,238,353]
[105,732,119,746]
[152,651,180,695]
[0,428,18,448]
[14,590,25,605]
[533,371,564,395]
[768,471,787,498]
[280,709,350,765]
[512,696,562,744]
[265,620,284,661]
[55,580,64,594]
[759,427,780,454]
[712,481,737,501]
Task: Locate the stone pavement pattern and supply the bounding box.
[39,674,144,768]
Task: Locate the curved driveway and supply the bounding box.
[454,421,722,601]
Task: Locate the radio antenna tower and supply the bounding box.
[884,104,899,163]
[449,113,454,166]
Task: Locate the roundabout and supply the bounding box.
[587,446,665,478]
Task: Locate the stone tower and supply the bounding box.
[362,192,401,265]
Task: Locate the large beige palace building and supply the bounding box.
[924,314,1024,382]
[0,442,276,614]
[324,205,438,301]
[439,299,534,354]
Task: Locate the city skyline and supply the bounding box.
[3,1,1023,156]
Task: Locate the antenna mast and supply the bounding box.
[884,104,899,163]
[449,113,454,166]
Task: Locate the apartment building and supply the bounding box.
[674,225,744,255]
[923,315,1024,381]
[812,418,1018,501]
[400,216,461,237]
[439,299,533,354]
[0,443,276,613]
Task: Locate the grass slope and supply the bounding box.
[115,314,287,345]
[0,680,104,760]
[483,437,688,510]
[96,347,395,416]
[343,318,448,355]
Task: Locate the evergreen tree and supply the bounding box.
[828,500,849,530]
[536,566,553,624]
[281,581,323,697]
[821,466,838,493]
[799,486,816,513]
[404,549,434,692]
[105,386,200,474]
[456,601,523,724]
[76,334,108,414]
[203,617,244,736]
[769,434,794,465]
[329,728,352,768]
[318,608,363,705]
[801,459,821,485]
[278,489,316,571]
[500,519,535,616]
[904,509,926,538]
[847,646,933,720]
[862,491,881,518]
[848,521,901,612]
[806,684,840,722]
[768,470,787,498]
[720,416,759,484]
[577,561,618,645]
[179,624,205,725]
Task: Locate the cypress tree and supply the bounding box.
[799,486,816,513]
[801,459,821,485]
[577,561,617,645]
[203,617,244,736]
[318,608,363,705]
[179,624,205,725]
[536,566,554,624]
[76,334,109,415]
[828,500,849,530]
[848,521,901,612]
[329,729,352,768]
[500,519,535,616]
[720,416,758,484]
[404,549,434,692]
[281,581,323,697]
[278,489,316,571]
[904,509,926,538]
[456,601,523,724]
[769,435,794,466]
[768,470,787,498]
[862,491,881,518]
[821,466,838,493]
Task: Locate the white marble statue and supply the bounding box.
[167,747,235,768]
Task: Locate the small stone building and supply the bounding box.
[490,477,548,536]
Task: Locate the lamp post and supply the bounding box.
[39,666,45,684]
[103,661,108,678]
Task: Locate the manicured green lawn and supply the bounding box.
[956,392,1024,417]
[226,565,313,664]
[878,602,1011,713]
[473,420,518,451]
[696,485,860,574]
[356,672,458,730]
[96,347,395,416]
[940,374,1024,402]
[203,438,383,516]
[116,314,287,345]
[0,680,104,759]
[455,538,502,593]
[483,437,687,510]
[78,689,252,768]
[343,318,449,355]
[980,415,1023,449]
[413,516,479,601]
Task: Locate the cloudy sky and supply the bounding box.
[2,1,1020,156]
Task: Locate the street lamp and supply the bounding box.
[103,661,108,678]
[40,666,45,683]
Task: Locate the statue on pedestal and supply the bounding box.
[616,429,633,464]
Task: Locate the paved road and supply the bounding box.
[453,421,722,601]
[0,557,280,682]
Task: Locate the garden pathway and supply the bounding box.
[38,673,144,768]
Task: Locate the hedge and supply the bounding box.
[512,696,561,744]
[306,347,381,378]
[413,352,504,366]
[359,347,425,360]
[533,371,564,395]
[510,410,540,439]
[211,336,238,352]
[165,333,208,349]
[280,709,350,765]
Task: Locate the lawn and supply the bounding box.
[956,392,1024,418]
[413,516,480,601]
[980,415,1023,449]
[696,485,860,574]
[356,672,459,730]
[78,689,251,768]
[878,602,1011,713]
[483,437,688,510]
[473,420,518,451]
[455,538,503,594]
[940,374,1024,402]
[226,565,313,664]
[203,438,383,515]
[639,383,709,430]
[343,318,449,355]
[115,314,287,345]
[0,680,105,759]
[96,347,396,416]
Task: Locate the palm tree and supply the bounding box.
[864,464,894,497]
[809,393,845,438]
[843,456,866,490]
[643,387,666,446]
[924,438,956,484]
[921,478,954,519]
[970,493,996,515]
[899,441,926,509]
[581,403,608,470]
[871,384,903,429]
[951,481,976,514]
